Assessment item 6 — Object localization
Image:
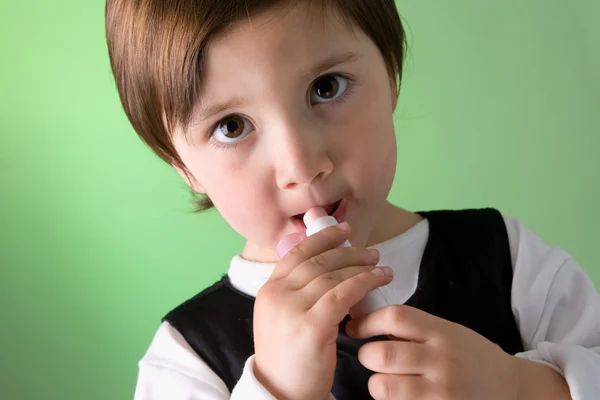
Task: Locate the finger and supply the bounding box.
[368,373,431,400]
[308,267,393,323]
[358,340,434,375]
[270,222,351,280]
[299,264,384,305]
[346,304,441,343]
[276,231,307,260]
[285,246,380,289]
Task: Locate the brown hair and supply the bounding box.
[105,0,407,211]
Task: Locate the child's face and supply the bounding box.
[173,4,398,261]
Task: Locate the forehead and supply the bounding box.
[211,5,354,56]
[198,4,370,99]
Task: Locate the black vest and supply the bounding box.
[164,208,524,399]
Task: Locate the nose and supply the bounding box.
[273,120,334,190]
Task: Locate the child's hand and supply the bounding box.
[253,223,393,400]
[345,305,522,400]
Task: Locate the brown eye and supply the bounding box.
[212,115,253,143]
[316,76,338,98]
[311,74,348,104]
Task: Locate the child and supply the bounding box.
[105,1,600,399]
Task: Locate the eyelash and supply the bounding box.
[206,121,249,151]
[209,138,243,151]
[207,73,356,150]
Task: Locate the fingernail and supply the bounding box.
[276,232,307,260]
[367,248,380,261]
[337,222,350,232]
[371,266,393,278]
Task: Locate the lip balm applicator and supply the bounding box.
[303,207,388,318]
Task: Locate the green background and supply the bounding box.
[1,0,598,399]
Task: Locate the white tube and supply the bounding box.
[303,211,388,318]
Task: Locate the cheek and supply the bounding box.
[340,89,397,193]
[352,122,396,199]
[209,177,268,228]
[191,156,282,245]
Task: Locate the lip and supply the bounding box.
[291,216,307,233]
[332,198,348,223]
[293,199,341,219]
[290,198,348,231]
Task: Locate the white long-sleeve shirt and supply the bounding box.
[134,216,600,399]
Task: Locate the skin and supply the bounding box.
[171,4,571,400]
[172,3,420,263]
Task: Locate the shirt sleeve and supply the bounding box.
[504,216,600,400]
[133,322,292,400]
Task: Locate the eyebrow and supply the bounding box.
[306,51,361,79]
[192,51,361,123]
[191,98,247,125]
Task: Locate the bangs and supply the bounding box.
[106,0,406,210]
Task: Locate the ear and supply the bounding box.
[174,166,206,193]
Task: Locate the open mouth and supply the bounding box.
[292,199,343,222]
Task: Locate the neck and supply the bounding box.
[366,201,423,247]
